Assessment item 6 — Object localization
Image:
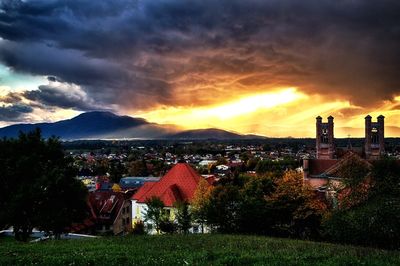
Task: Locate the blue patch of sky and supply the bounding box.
[0,63,46,91]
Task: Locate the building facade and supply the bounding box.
[304,115,385,191]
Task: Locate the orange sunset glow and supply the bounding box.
[0,1,400,138]
[135,89,400,137]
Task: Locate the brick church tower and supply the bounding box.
[365,115,385,159]
[316,116,335,159]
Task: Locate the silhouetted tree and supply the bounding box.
[0,129,88,241]
[109,161,125,183]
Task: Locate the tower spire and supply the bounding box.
[347,134,352,150]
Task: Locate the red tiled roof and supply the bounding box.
[100,195,118,214]
[309,151,374,178]
[88,191,126,224]
[308,159,338,176]
[132,163,202,207]
[325,151,372,176]
[132,182,156,200]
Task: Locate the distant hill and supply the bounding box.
[0,111,175,140]
[0,112,266,140]
[165,128,266,140]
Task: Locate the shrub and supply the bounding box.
[132,220,145,235]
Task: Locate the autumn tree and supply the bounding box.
[267,170,327,238]
[335,154,371,209]
[191,178,212,233]
[324,158,400,248]
[237,174,275,234]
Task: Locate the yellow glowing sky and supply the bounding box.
[1,1,400,139]
[133,88,400,138]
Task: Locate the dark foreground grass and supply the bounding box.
[0,234,399,265]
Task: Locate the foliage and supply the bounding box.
[205,184,242,233]
[128,160,149,176]
[202,171,326,238]
[94,159,110,176]
[143,196,165,234]
[111,183,122,192]
[132,220,145,235]
[191,178,212,233]
[0,129,88,241]
[159,219,177,234]
[255,158,299,175]
[266,170,327,238]
[109,161,125,183]
[324,158,400,249]
[1,234,399,265]
[236,174,275,234]
[174,201,192,234]
[216,157,228,165]
[335,154,371,209]
[370,157,400,197]
[246,157,260,171]
[324,195,400,249]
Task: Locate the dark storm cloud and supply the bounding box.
[0,0,400,110]
[0,103,33,121]
[23,83,99,111]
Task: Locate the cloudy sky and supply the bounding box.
[1,0,400,137]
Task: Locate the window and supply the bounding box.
[371,127,379,144]
[321,128,329,143]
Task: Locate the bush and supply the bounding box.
[324,158,400,249]
[159,219,176,234]
[132,220,145,235]
[324,196,400,249]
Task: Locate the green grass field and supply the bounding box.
[0,234,399,265]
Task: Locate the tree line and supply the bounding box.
[1,130,399,249]
[142,156,400,249]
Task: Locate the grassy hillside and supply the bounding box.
[1,234,399,265]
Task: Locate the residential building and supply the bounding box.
[131,162,208,234]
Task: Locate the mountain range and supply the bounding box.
[0,111,265,140]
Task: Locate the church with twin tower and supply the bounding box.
[304,114,385,190]
[315,115,385,160]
